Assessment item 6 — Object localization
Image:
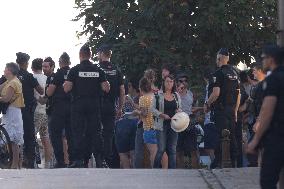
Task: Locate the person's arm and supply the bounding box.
[207,87,220,107]
[35,85,44,95]
[30,74,44,95]
[247,96,277,154]
[117,84,126,112]
[234,89,241,121]
[46,84,56,97]
[0,86,15,103]
[101,81,110,93]
[151,94,170,120]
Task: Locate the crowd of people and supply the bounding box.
[0,43,283,188]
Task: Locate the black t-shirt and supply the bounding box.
[164,99,177,126]
[250,81,264,117]
[212,65,240,107]
[262,66,284,135]
[67,60,107,102]
[18,68,39,105]
[50,66,71,103]
[45,73,55,114]
[99,61,123,102]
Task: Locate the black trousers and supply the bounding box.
[101,98,116,167]
[49,101,73,164]
[212,106,239,167]
[71,99,103,163]
[21,104,36,168]
[260,135,284,189]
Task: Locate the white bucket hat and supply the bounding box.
[171,112,190,132]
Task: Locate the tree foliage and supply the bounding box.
[74,0,277,88]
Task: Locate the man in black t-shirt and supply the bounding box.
[46,52,73,168]
[247,45,284,189]
[98,44,125,168]
[16,52,44,168]
[204,48,241,169]
[64,45,110,168]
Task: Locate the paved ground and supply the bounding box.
[0,168,260,189]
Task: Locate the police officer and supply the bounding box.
[46,52,73,168]
[64,45,110,168]
[16,52,44,168]
[247,45,284,189]
[98,45,125,167]
[204,48,241,168]
[42,57,56,116]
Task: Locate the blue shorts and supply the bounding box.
[203,123,218,149]
[143,129,157,144]
[115,118,138,153]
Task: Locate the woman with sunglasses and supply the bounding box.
[151,74,182,168]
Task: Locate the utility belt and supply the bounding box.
[72,95,99,102]
[212,102,236,111]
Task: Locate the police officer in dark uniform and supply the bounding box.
[64,45,110,168]
[41,57,56,116]
[248,45,284,189]
[204,48,241,168]
[46,52,73,168]
[98,45,125,168]
[16,52,44,168]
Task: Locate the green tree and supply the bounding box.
[74,0,277,89]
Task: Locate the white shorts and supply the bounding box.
[3,106,24,145]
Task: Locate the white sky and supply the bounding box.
[0,0,87,72]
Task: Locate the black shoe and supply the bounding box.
[54,162,67,168]
[68,160,84,168]
[101,160,109,168]
[210,159,219,169]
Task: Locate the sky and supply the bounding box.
[0,0,87,72]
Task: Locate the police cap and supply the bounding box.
[97,44,112,53]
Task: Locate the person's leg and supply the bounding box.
[134,126,144,168]
[11,143,20,169]
[62,136,69,165]
[176,132,185,169]
[166,127,178,169]
[260,143,284,189]
[101,114,115,166]
[187,127,200,169]
[146,143,157,168]
[49,112,65,167]
[64,109,74,165]
[161,153,168,169]
[119,152,130,168]
[153,129,166,168]
[22,106,36,168]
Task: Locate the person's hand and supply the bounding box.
[192,107,203,114]
[253,121,260,133]
[246,137,259,155]
[203,104,209,113]
[160,114,171,120]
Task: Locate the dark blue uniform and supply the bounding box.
[99,61,124,167]
[18,68,40,168]
[49,66,73,167]
[45,73,55,116]
[67,60,107,167]
[260,66,284,189]
[210,65,240,168]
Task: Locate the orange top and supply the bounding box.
[139,94,154,130]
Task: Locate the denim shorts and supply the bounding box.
[115,118,138,153]
[143,129,157,144]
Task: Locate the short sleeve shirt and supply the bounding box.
[262,66,284,128]
[139,94,154,130]
[50,67,71,102]
[1,77,25,108]
[33,73,47,114]
[18,69,39,105]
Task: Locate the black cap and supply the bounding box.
[217,48,229,56]
[16,52,30,64]
[97,44,112,53]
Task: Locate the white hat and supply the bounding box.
[171,112,190,132]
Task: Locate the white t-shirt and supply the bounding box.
[33,73,47,114]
